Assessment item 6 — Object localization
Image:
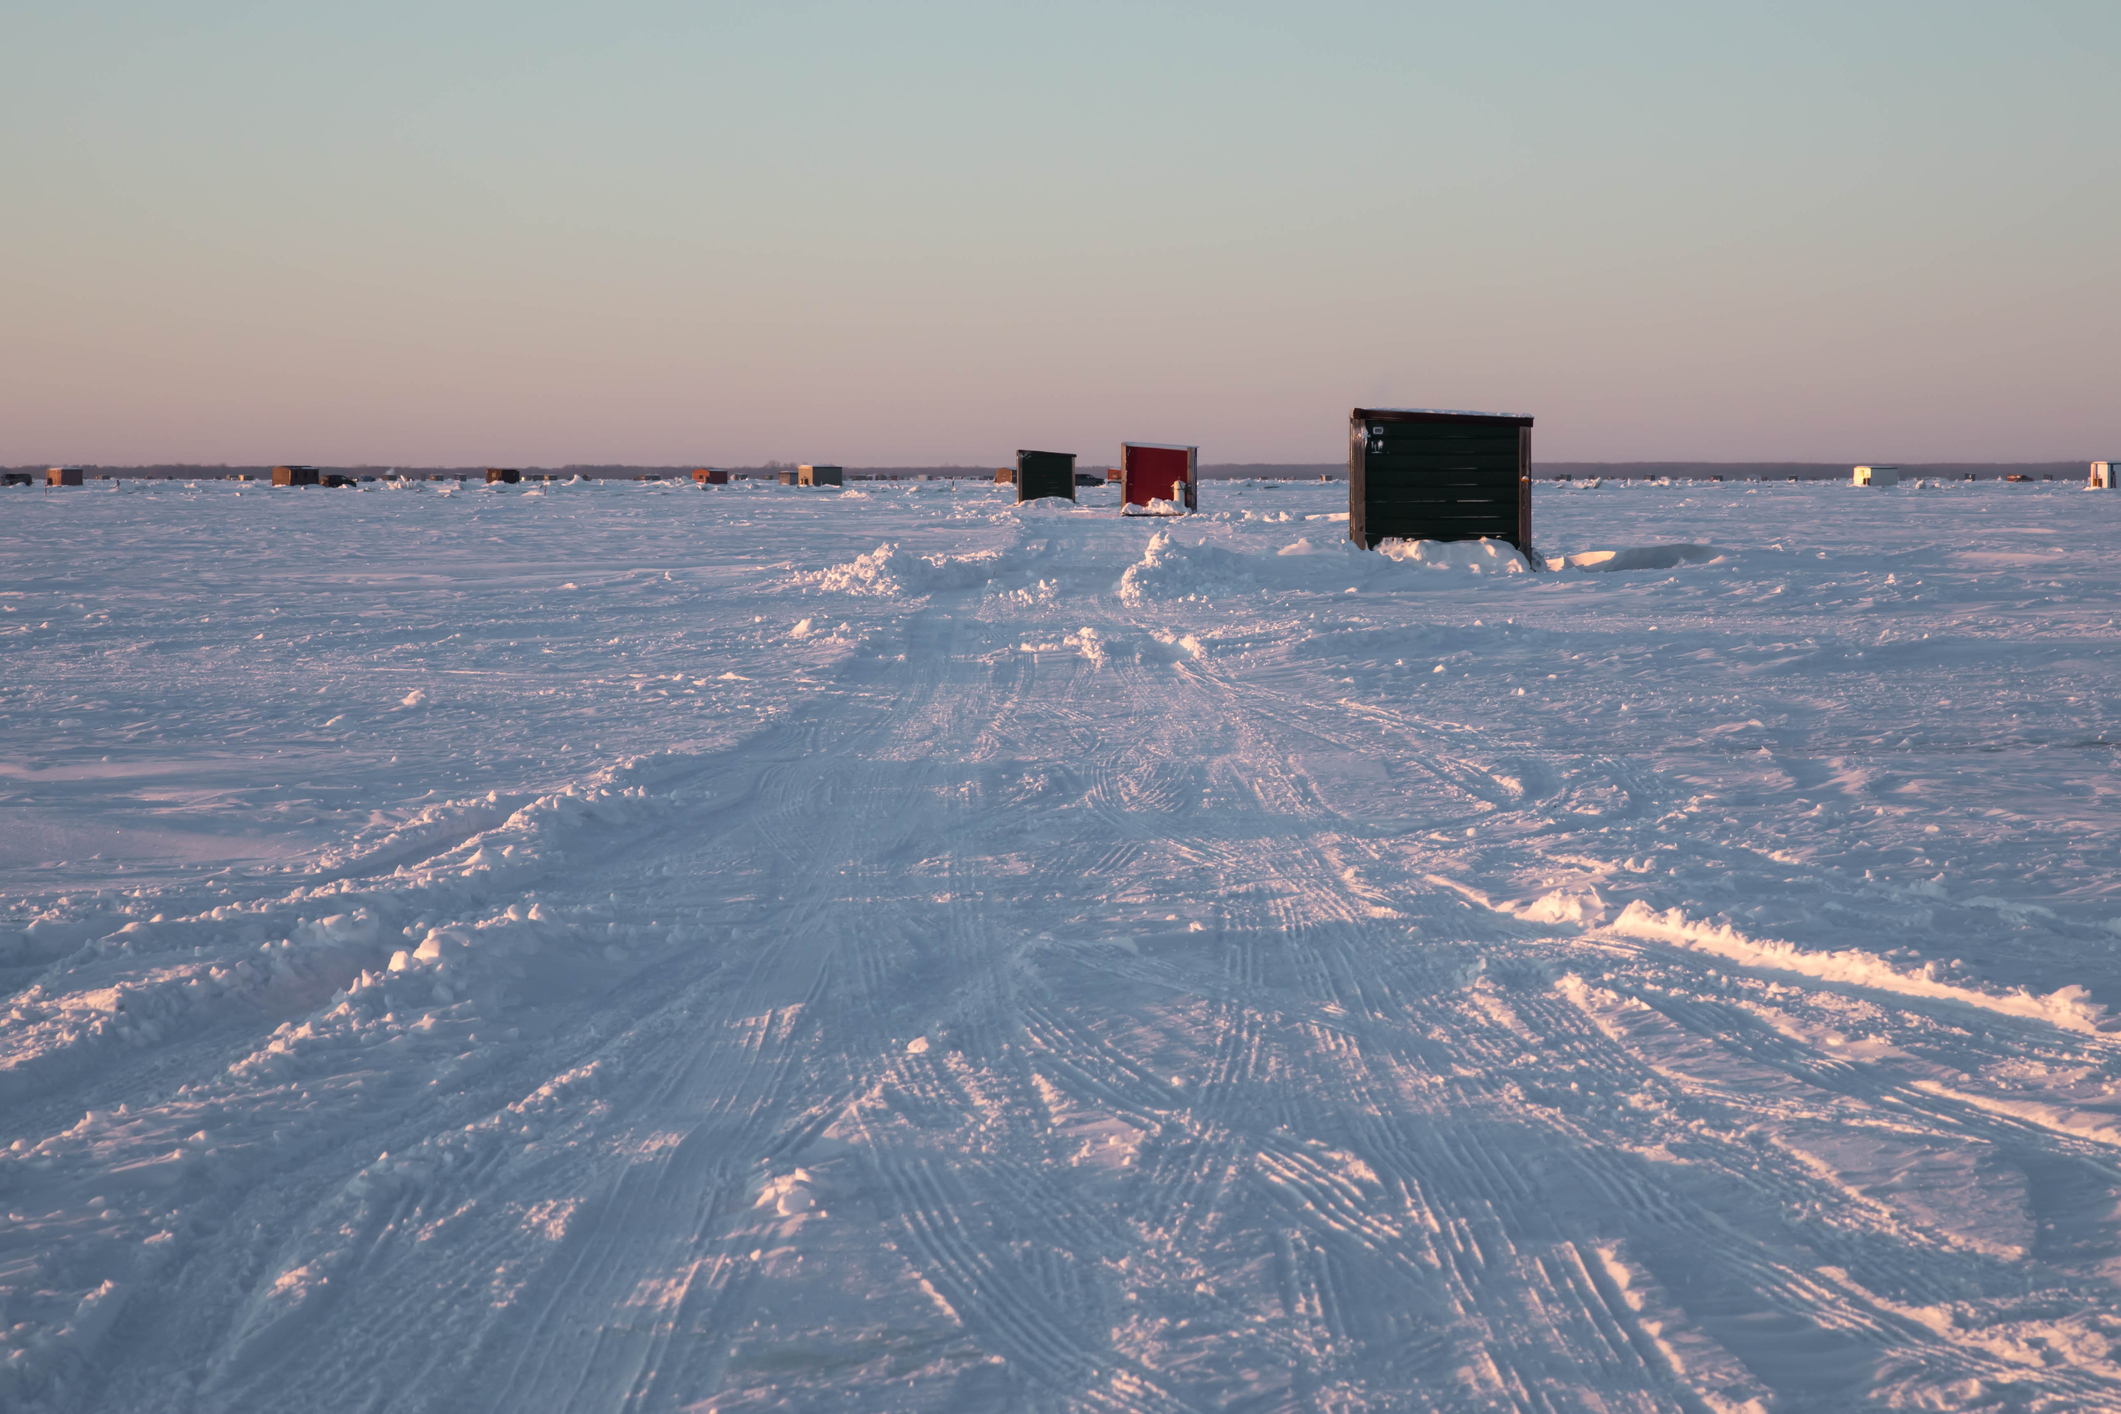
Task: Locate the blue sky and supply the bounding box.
[3,1,2115,464]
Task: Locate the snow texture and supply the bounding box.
[5,473,2121,1410]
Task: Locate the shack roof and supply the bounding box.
[1353,408,1534,428]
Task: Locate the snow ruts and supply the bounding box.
[7,480,2121,1409]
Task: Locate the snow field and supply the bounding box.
[3,474,2121,1409]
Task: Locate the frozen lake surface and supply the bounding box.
[5,474,2121,1411]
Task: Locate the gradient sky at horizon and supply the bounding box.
[3,1,2116,466]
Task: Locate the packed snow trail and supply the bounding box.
[5,476,2121,1410]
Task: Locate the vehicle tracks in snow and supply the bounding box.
[12,487,2121,1410]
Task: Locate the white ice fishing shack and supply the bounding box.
[1853,465,1900,487]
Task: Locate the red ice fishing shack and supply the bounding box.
[1120,443,1197,513]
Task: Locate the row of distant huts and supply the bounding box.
[12,410,2118,557]
[1854,463,2119,487]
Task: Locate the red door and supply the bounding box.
[1122,445,1192,509]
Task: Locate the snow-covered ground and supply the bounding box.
[5,474,2121,1411]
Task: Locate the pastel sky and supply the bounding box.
[3,1,2115,466]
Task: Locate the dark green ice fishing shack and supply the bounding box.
[1348,408,1533,554]
[1016,450,1077,503]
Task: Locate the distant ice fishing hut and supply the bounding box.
[693,468,728,486]
[1853,465,1899,487]
[46,467,84,487]
[2093,462,2115,489]
[1016,450,1076,503]
[1120,443,1197,514]
[485,468,521,484]
[271,465,320,487]
[798,465,842,487]
[1347,409,1532,553]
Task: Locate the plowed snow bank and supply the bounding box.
[1608,900,2107,1033]
[1548,543,1722,572]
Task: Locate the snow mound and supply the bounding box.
[1512,887,1609,925]
[1376,538,1530,573]
[753,1168,820,1217]
[1067,626,1107,668]
[1122,529,1536,603]
[1118,530,1259,605]
[1548,544,1721,573]
[801,542,1000,597]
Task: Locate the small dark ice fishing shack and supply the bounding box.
[1016,450,1077,503]
[1347,408,1533,553]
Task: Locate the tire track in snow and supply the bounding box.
[170,613,982,1410]
[1038,610,2121,1407]
[33,494,2121,1411]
